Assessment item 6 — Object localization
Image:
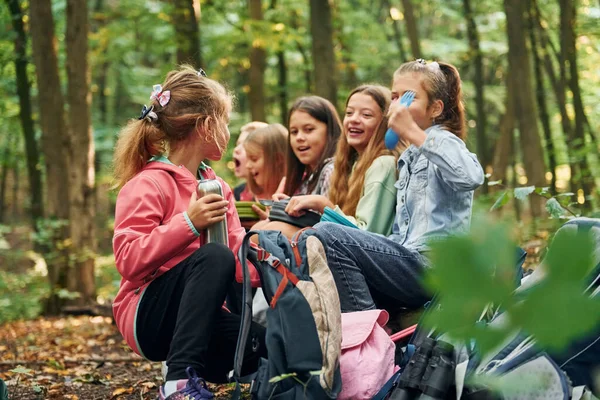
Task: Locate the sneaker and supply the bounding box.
[158,366,214,400]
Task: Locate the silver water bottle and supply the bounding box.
[197,179,229,246]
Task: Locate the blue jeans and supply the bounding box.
[315,222,431,313]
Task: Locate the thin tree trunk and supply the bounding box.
[66,0,97,305]
[310,0,337,108]
[29,0,72,315]
[11,162,19,219]
[5,0,44,228]
[527,0,556,195]
[560,0,594,207]
[248,0,267,121]
[492,74,515,186]
[277,51,288,125]
[381,0,407,62]
[504,0,547,217]
[92,0,109,126]
[290,10,312,93]
[400,0,422,58]
[0,134,11,223]
[462,0,488,193]
[171,0,202,67]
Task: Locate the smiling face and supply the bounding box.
[233,130,249,178]
[289,110,328,171]
[245,147,266,190]
[343,93,384,154]
[391,72,442,131]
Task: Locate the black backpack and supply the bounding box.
[232,228,342,399]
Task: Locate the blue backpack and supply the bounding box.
[232,229,342,399]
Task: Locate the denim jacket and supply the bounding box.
[389,125,484,252]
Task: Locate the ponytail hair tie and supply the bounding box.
[138,105,158,121]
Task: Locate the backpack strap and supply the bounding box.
[231,230,260,398]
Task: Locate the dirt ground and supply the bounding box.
[0,316,238,400]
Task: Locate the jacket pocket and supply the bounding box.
[410,159,429,191]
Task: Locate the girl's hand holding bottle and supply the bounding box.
[187,192,229,230]
[387,92,426,147]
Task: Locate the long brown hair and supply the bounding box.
[329,85,402,216]
[283,96,342,195]
[112,65,231,189]
[393,60,466,139]
[244,123,288,197]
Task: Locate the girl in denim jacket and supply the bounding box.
[316,60,485,313]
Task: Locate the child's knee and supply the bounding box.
[192,243,235,275]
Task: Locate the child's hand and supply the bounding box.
[252,204,269,220]
[187,192,229,230]
[387,102,426,146]
[272,193,290,202]
[285,195,333,217]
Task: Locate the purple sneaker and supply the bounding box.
[158,367,214,400]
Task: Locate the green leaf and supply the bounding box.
[511,229,600,350]
[269,372,297,383]
[545,198,566,219]
[490,191,510,211]
[513,186,535,201]
[309,369,323,376]
[423,220,517,350]
[534,187,550,196]
[9,366,33,376]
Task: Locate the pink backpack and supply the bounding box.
[339,309,397,400]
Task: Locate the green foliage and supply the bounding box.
[424,216,600,357]
[0,269,48,324]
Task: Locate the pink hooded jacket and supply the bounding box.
[112,160,259,356]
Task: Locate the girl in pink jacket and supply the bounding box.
[112,67,265,400]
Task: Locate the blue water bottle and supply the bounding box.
[385,91,416,150]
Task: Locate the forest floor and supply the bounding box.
[0,316,241,399]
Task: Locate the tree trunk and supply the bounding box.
[492,74,515,186]
[66,0,97,306]
[462,0,488,193]
[171,0,202,68]
[560,0,594,207]
[277,51,288,125]
[400,0,422,58]
[504,0,546,217]
[381,0,407,62]
[0,134,11,223]
[11,161,20,219]
[5,0,44,228]
[248,0,266,121]
[92,0,109,126]
[310,0,337,108]
[29,0,72,314]
[527,0,557,195]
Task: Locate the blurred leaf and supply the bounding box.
[490,191,510,211]
[423,219,517,355]
[10,366,33,376]
[546,198,566,219]
[487,180,502,186]
[514,186,535,201]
